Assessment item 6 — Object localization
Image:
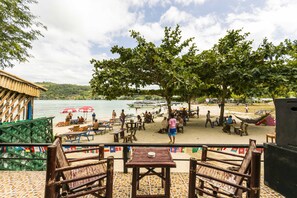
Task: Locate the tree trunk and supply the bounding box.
[188,97,191,121]
[219,85,227,126]
[166,96,172,116]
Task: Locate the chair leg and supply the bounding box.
[198,180,204,196]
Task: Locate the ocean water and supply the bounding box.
[34,100,168,123]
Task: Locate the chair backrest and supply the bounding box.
[52,138,72,180]
[236,139,257,184]
[72,125,80,132]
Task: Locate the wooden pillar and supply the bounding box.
[45,145,57,198]
[106,156,114,198]
[99,144,104,160]
[188,158,197,198]
[250,151,261,198]
[201,145,208,162]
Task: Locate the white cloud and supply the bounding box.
[130,23,165,42]
[160,6,193,25]
[175,0,207,6]
[227,0,297,45]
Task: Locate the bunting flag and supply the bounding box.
[25,148,30,152]
[34,147,40,152]
[182,147,186,153]
[231,148,238,153]
[238,148,245,154]
[176,147,182,153]
[104,146,110,152]
[222,147,227,150]
[116,147,122,151]
[256,148,264,153]
[192,148,198,153]
[30,147,35,153]
[110,146,116,153]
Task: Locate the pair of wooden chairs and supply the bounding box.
[189,139,261,198]
[45,138,114,198]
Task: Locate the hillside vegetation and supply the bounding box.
[36,82,94,100]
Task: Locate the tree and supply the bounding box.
[90,25,195,115]
[198,29,256,125]
[0,0,45,69]
[253,38,296,101]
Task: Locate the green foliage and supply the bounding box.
[90,25,196,114]
[36,82,93,100]
[0,0,46,69]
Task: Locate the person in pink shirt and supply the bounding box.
[168,114,177,144]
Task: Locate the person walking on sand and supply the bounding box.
[120,109,126,129]
[112,110,117,119]
[245,104,249,113]
[168,114,177,144]
[205,110,212,128]
[196,106,199,118]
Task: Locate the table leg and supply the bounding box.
[114,134,119,142]
[165,167,170,198]
[132,167,137,198]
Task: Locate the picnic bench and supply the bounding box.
[110,129,125,142]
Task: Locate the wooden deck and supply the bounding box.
[0,171,284,197]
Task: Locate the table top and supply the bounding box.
[126,147,176,168]
[59,131,87,136]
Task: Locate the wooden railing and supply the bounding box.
[0,142,264,171]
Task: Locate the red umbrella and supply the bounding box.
[78,106,94,120]
[61,107,77,114]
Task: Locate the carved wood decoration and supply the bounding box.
[0,87,34,122]
[0,70,46,122]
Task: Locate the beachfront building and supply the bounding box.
[0,70,46,122]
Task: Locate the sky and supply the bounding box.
[4,0,297,85]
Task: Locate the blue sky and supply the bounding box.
[5,0,297,85]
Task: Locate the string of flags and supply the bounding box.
[0,146,263,155]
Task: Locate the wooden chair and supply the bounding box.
[188,139,261,198]
[45,138,113,198]
[123,128,137,143]
[266,132,276,143]
[238,122,249,136]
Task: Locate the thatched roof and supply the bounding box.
[0,70,47,97]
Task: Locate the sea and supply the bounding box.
[34,100,172,123]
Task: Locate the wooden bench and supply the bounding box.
[110,129,125,142]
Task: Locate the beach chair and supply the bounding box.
[45,138,114,198]
[188,139,261,198]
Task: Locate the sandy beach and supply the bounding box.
[54,104,275,173]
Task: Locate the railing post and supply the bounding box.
[250,151,261,198]
[106,156,114,198]
[188,158,197,198]
[45,145,57,198]
[123,145,128,173]
[99,144,104,160]
[202,145,208,162]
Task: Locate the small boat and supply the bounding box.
[127,101,166,108]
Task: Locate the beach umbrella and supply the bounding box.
[61,107,77,114]
[78,106,94,120]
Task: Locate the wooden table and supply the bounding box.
[59,131,88,143]
[109,128,125,142]
[126,147,176,198]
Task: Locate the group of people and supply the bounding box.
[143,111,154,123]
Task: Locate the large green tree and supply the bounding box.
[90,25,196,115]
[252,38,296,101]
[0,0,45,69]
[198,29,257,125]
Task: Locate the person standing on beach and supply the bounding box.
[205,110,212,128]
[112,110,116,119]
[196,106,199,118]
[245,104,249,113]
[120,109,126,129]
[92,112,96,122]
[168,114,177,144]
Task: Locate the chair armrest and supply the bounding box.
[56,160,107,172]
[196,161,250,178]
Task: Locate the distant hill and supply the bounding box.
[35,82,96,100]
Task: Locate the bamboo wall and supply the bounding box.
[0,70,46,122]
